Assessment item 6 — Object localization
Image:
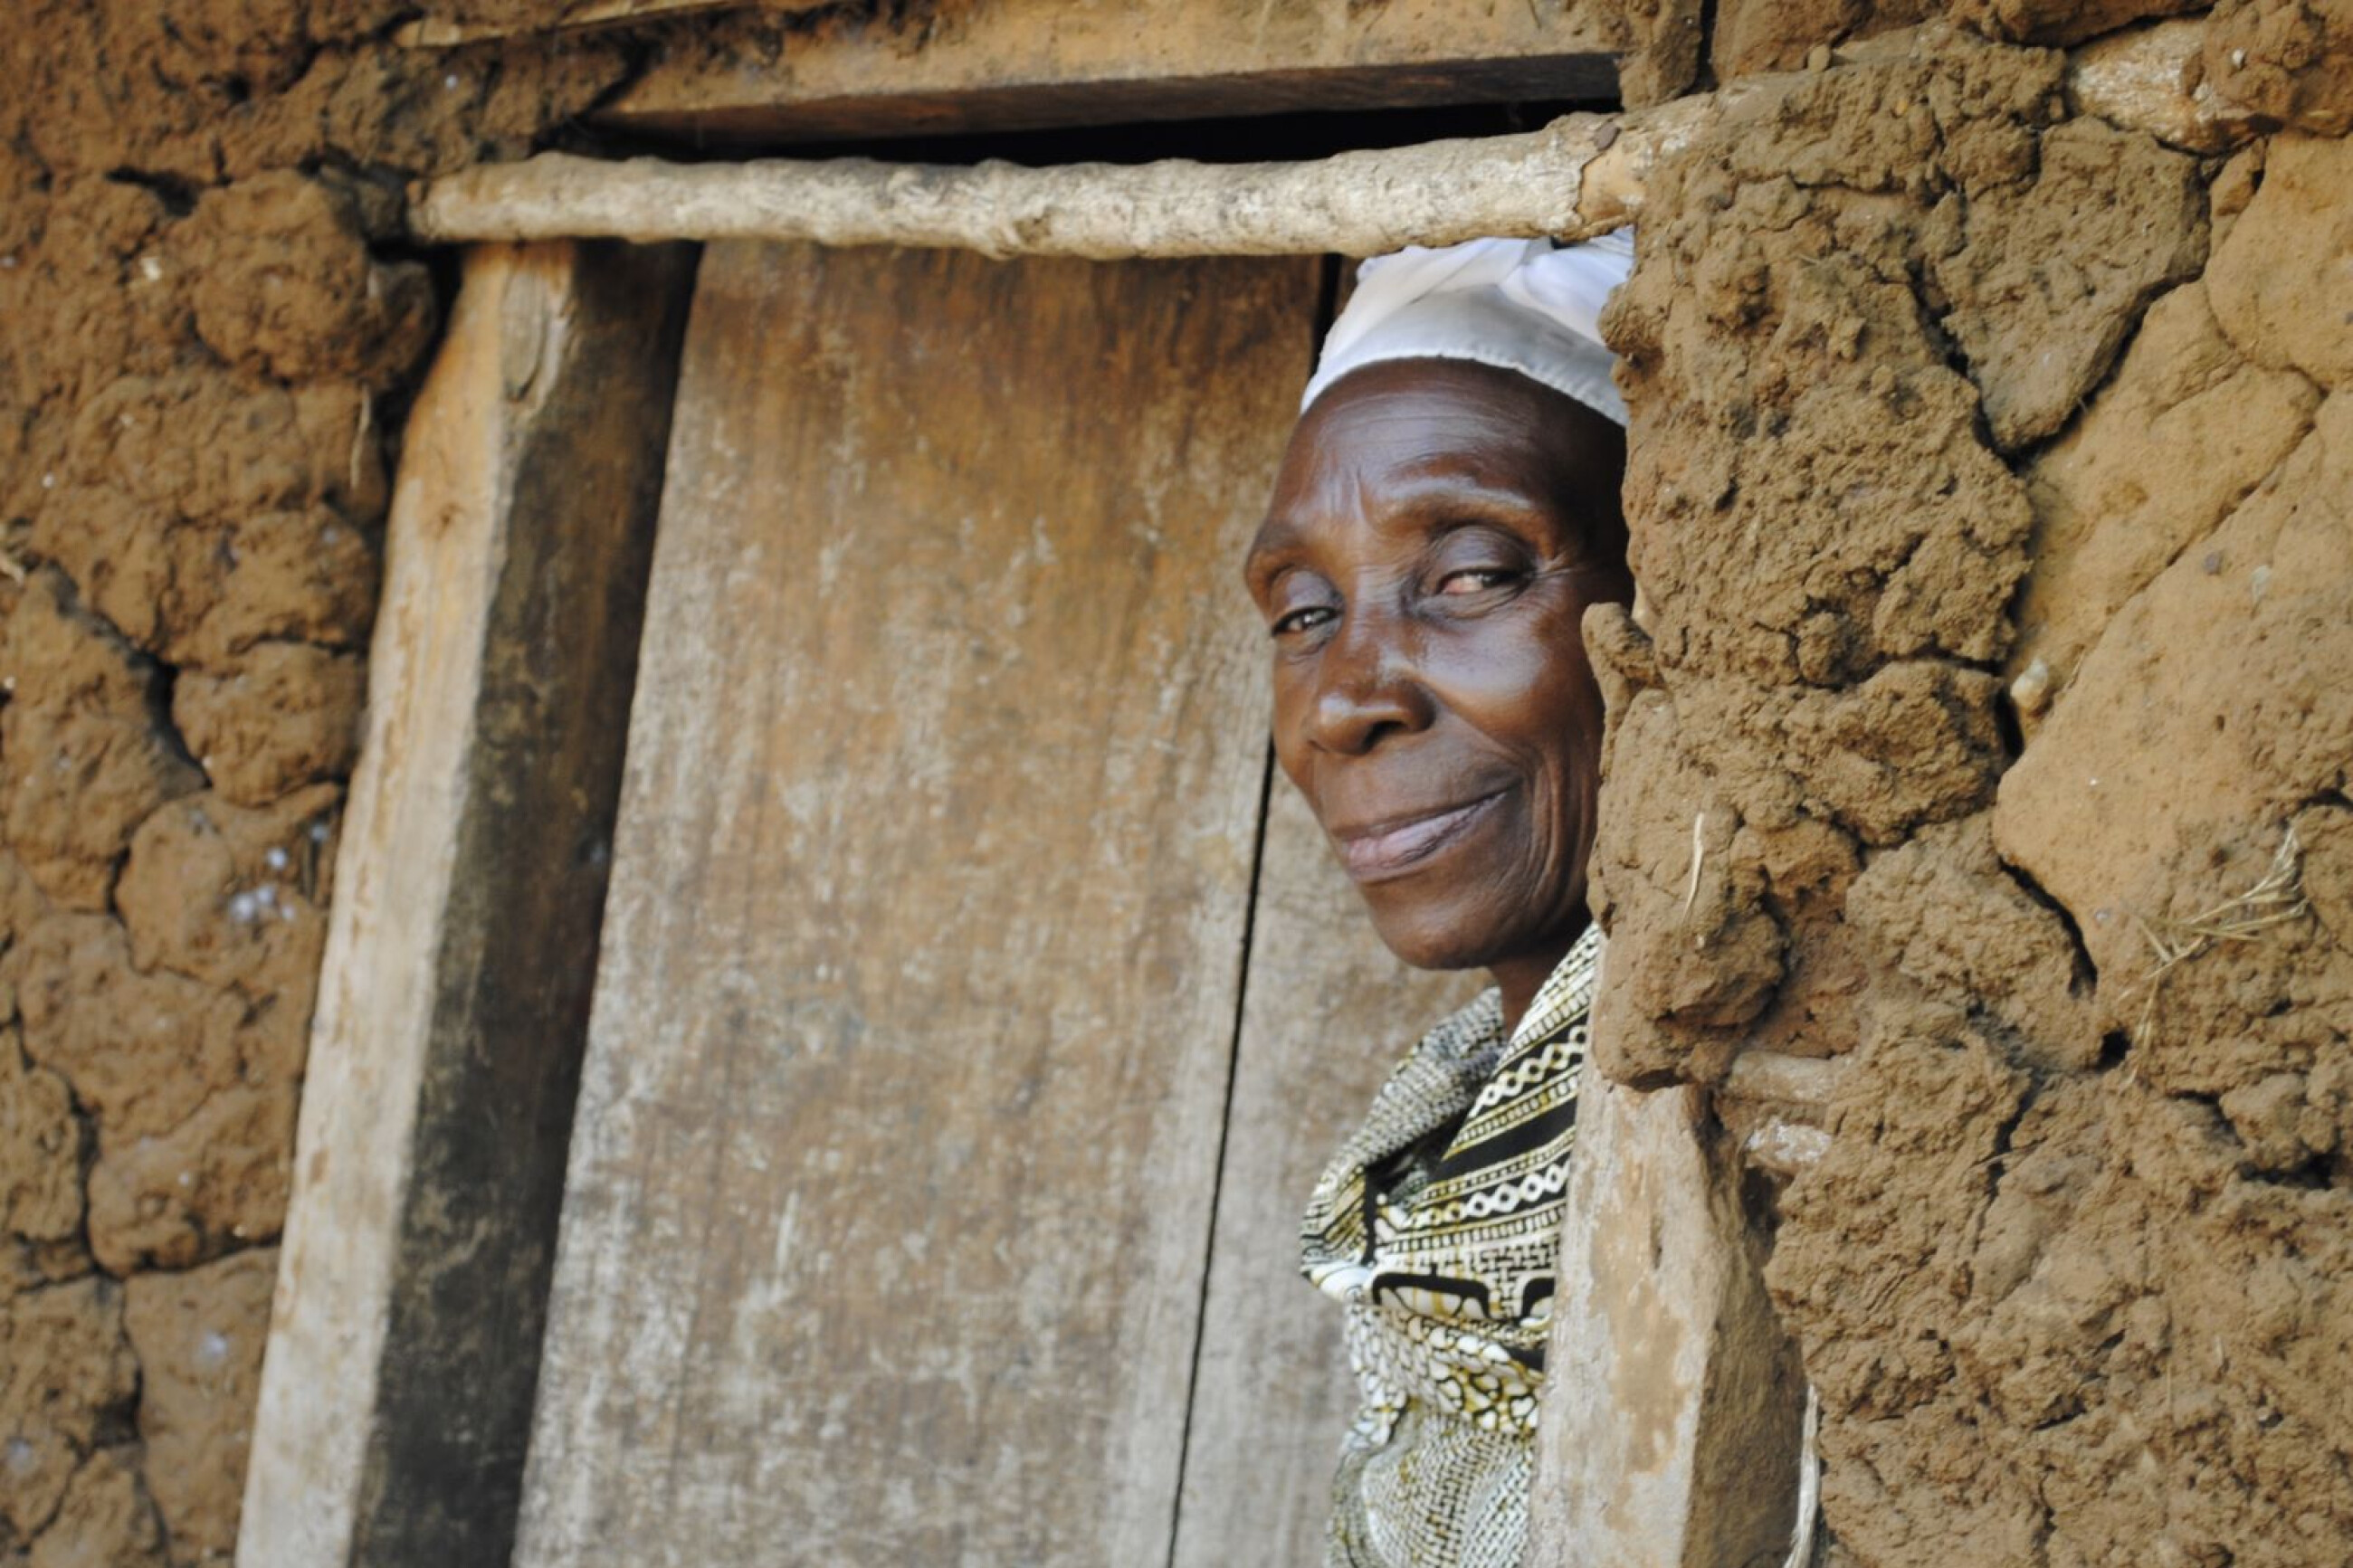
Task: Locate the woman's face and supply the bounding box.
[1244,358,1631,982]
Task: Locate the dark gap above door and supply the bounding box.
[571,94,1616,170]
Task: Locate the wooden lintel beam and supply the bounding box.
[595,0,1624,147]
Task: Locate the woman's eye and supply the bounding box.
[1272,605,1337,637]
[1435,567,1517,596]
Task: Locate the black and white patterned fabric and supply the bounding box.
[1300,925,1601,1568]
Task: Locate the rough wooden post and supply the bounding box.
[1525,1064,1808,1567]
[235,240,694,1568]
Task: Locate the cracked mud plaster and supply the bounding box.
[0,4,628,1562]
[1594,20,2353,1566]
[1709,0,2205,81]
[2204,0,2353,137]
[0,1278,138,1550]
[1590,27,2046,1087]
[123,1251,276,1563]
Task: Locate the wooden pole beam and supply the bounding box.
[406,108,1691,256]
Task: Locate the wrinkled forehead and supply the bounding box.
[1252,359,1625,562]
[1286,360,1567,481]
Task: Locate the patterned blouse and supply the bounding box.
[1300,925,1600,1568]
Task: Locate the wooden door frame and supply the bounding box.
[238,240,698,1568]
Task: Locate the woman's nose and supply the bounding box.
[1310,609,1433,755]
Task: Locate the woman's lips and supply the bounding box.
[1330,791,1508,881]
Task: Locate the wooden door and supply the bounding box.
[513,241,1472,1567]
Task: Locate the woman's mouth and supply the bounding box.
[1330,791,1508,881]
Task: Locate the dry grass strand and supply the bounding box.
[2127,823,2310,1048]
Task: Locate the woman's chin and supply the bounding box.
[1361,898,1513,974]
[1358,873,1590,977]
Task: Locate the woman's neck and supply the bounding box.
[1487,917,1589,1038]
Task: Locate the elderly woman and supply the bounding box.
[1243,235,1635,1568]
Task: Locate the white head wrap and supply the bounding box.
[1300,232,1635,426]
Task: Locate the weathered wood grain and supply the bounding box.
[1524,1068,1807,1568]
[512,242,1320,1568]
[1175,779,1482,1568]
[601,0,1621,143]
[237,240,694,1568]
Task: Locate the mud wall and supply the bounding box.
[0,1,2346,1565]
[1591,9,2353,1564]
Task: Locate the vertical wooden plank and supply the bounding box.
[514,242,1321,1568]
[1175,781,1481,1568]
[238,241,695,1568]
[1523,1069,1806,1568]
